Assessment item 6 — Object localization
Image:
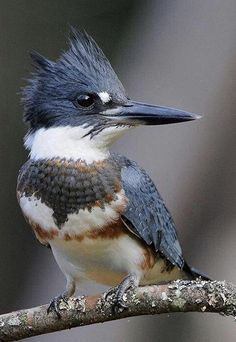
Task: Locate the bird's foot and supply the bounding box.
[105,274,137,313]
[47,294,69,318]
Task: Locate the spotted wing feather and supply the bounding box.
[119,157,184,268]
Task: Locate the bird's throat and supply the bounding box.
[25,126,111,164]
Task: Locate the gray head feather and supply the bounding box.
[22,28,127,130]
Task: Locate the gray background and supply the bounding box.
[0,0,236,341]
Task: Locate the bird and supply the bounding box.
[17,28,209,316]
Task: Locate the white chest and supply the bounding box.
[19,190,127,238]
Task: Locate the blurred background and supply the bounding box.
[0,0,236,341]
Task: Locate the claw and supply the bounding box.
[105,274,137,313]
[47,294,68,318]
[105,285,125,312]
[112,295,129,314]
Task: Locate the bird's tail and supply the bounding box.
[183,262,211,281]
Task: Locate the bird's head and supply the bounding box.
[22,29,200,163]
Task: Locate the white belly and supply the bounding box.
[51,234,146,287]
[19,191,185,288]
[50,235,186,288]
[19,190,145,285]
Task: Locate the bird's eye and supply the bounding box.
[75,94,94,108]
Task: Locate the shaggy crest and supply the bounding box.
[22,28,126,129]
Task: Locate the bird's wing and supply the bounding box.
[119,156,184,268]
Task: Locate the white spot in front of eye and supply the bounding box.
[98,91,111,104]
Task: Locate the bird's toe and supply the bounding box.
[105,274,137,313]
[47,294,68,318]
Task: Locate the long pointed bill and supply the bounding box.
[101,100,201,125]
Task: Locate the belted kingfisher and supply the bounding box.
[17,29,208,315]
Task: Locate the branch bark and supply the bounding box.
[1,280,236,341]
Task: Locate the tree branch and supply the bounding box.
[1,280,236,341]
